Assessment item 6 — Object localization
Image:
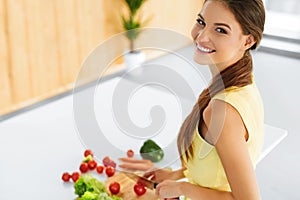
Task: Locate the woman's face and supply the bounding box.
[191,0,250,69]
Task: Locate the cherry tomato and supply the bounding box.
[134,183,146,196]
[84,149,93,157]
[105,166,116,177]
[79,162,89,173]
[88,160,97,170]
[109,182,120,194]
[71,172,80,182]
[96,165,104,174]
[102,156,116,168]
[127,149,134,158]
[61,172,71,182]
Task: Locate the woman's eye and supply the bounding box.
[196,18,205,26]
[216,28,227,34]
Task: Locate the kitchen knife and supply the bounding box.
[121,171,158,190]
[122,171,180,199]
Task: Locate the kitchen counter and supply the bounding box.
[0,74,287,200]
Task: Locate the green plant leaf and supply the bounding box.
[124,0,147,16]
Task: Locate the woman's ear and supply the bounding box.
[244,35,256,50]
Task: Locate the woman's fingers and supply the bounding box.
[118,157,155,171]
[118,157,152,163]
[118,163,153,171]
[143,170,155,179]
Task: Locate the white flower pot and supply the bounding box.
[124,51,146,71]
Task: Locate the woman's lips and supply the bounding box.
[195,42,216,54]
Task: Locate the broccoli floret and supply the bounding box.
[74,176,87,197]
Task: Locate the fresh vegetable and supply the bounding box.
[105,166,115,177]
[96,165,104,174]
[109,182,120,195]
[102,156,116,168]
[98,193,122,200]
[84,149,94,157]
[74,174,122,200]
[88,160,97,170]
[83,155,93,163]
[62,149,123,199]
[133,183,146,196]
[62,172,71,182]
[80,191,98,200]
[139,139,164,162]
[71,172,81,182]
[80,163,89,173]
[126,149,134,158]
[74,174,106,196]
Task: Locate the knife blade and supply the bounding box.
[121,171,158,190]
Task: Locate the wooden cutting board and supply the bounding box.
[105,172,158,200]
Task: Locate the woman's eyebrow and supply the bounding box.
[215,22,231,30]
[198,13,231,30]
[198,13,205,20]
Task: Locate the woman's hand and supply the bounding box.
[155,180,184,199]
[118,157,155,171]
[143,168,176,183]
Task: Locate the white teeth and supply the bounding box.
[196,43,214,53]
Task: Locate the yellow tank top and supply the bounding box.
[182,76,264,192]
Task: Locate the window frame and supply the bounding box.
[263,0,300,41]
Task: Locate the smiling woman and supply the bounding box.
[119,0,266,200]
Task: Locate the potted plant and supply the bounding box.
[121,0,149,70]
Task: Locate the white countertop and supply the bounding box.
[0,76,287,200]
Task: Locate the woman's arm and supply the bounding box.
[156,100,261,200]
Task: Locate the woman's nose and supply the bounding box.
[196,29,210,43]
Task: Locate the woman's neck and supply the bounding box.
[208,54,245,80]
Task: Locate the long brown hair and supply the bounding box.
[177,0,265,162]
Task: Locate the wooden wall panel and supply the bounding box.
[101,0,200,38]
[102,0,125,37]
[76,0,105,65]
[53,0,81,85]
[145,0,203,37]
[6,0,32,104]
[0,0,204,115]
[0,0,12,110]
[26,0,61,97]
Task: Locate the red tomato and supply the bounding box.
[96,165,104,174]
[134,183,146,196]
[88,160,97,170]
[84,149,93,157]
[61,172,71,182]
[79,162,89,173]
[127,149,134,158]
[105,166,115,177]
[71,172,80,182]
[109,182,120,194]
[102,156,116,168]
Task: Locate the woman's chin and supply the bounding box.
[193,54,213,65]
